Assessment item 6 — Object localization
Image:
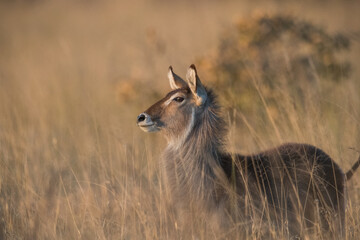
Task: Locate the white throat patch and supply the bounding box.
[169,107,195,150]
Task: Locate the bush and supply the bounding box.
[197,14,351,112]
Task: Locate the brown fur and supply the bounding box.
[137,65,359,238]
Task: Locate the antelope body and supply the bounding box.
[137,65,360,238]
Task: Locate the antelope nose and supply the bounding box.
[137,113,147,123]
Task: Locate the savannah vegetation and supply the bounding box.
[0,0,359,239]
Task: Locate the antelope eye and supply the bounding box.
[173,97,184,102]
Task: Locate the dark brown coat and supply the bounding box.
[137,65,360,238]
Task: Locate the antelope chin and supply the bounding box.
[138,123,160,133]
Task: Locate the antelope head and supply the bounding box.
[137,64,208,141]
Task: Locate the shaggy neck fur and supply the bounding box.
[162,90,228,209]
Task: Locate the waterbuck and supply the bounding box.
[136,64,360,238]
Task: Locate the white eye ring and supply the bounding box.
[173,97,184,103]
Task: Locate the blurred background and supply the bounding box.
[0,0,359,239]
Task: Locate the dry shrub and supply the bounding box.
[198,14,351,113]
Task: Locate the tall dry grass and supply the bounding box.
[0,0,359,239]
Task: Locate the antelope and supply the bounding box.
[136,64,360,238]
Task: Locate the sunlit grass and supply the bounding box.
[0,1,359,239]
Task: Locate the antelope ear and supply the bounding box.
[186,64,207,106]
[168,66,188,90]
